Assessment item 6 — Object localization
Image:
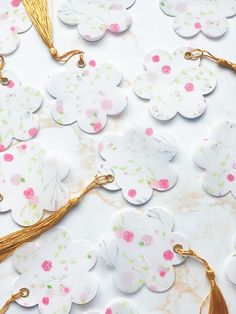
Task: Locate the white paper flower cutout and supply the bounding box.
[12,227,98,314]
[85,298,139,314]
[0,141,69,226]
[46,58,128,134]
[160,0,236,38]
[0,70,43,151]
[99,207,188,293]
[132,47,216,121]
[225,235,236,285]
[0,0,31,54]
[58,0,135,42]
[98,126,178,205]
[194,120,236,197]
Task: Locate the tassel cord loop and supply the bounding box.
[0,288,29,314]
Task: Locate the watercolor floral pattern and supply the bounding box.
[194,120,236,197]
[0,141,69,226]
[160,0,236,38]
[46,58,128,134]
[132,47,216,121]
[0,71,43,151]
[58,0,135,41]
[98,126,178,205]
[99,207,188,293]
[85,298,140,314]
[0,0,31,54]
[12,227,98,314]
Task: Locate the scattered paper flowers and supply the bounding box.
[13,227,98,314]
[85,298,140,314]
[225,234,236,285]
[0,141,69,226]
[0,0,31,54]
[99,207,188,293]
[46,58,128,134]
[58,0,135,41]
[160,0,236,38]
[0,70,43,151]
[98,126,178,204]
[194,120,236,197]
[132,47,216,121]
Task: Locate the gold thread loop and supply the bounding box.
[0,56,9,86]
[184,49,236,72]
[0,288,29,314]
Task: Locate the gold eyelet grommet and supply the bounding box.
[0,194,3,202]
[20,288,29,298]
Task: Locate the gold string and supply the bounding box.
[174,244,228,314]
[0,288,29,314]
[0,56,9,86]
[185,49,236,72]
[22,0,85,67]
[0,174,114,262]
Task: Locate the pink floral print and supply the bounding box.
[99,208,188,293]
[58,0,135,41]
[123,231,134,242]
[41,260,53,272]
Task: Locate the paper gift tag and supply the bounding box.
[160,0,236,38]
[0,69,43,151]
[98,125,178,205]
[58,0,135,42]
[194,120,236,197]
[0,0,32,54]
[225,234,236,285]
[132,47,216,121]
[0,141,69,226]
[85,298,140,314]
[46,56,128,134]
[99,207,188,293]
[12,227,98,314]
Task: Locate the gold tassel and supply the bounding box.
[0,289,29,314]
[0,56,9,86]
[184,49,236,72]
[22,0,85,66]
[174,244,228,314]
[0,174,114,262]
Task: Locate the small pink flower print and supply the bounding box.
[227,174,235,182]
[109,23,120,32]
[10,174,21,186]
[92,122,102,132]
[194,22,202,29]
[64,287,70,294]
[42,297,49,305]
[41,260,53,272]
[142,234,153,246]
[0,144,5,152]
[89,60,96,67]
[101,99,113,110]
[161,65,171,74]
[4,153,14,162]
[29,196,39,206]
[7,80,15,88]
[184,82,194,92]
[123,231,134,242]
[128,189,137,198]
[28,128,38,137]
[145,127,153,136]
[160,270,166,277]
[23,187,35,199]
[105,308,112,314]
[11,0,21,7]
[159,179,169,189]
[152,55,160,63]
[10,26,17,32]
[163,249,174,261]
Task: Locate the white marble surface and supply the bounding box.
[1,0,236,313]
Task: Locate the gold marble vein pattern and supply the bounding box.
[0,0,236,313]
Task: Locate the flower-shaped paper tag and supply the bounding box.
[58,0,135,42]
[0,70,43,151]
[160,0,236,38]
[85,298,140,314]
[12,227,98,314]
[99,207,188,293]
[132,47,216,121]
[98,125,177,205]
[0,0,32,54]
[224,234,236,285]
[194,120,236,197]
[0,141,69,226]
[46,56,128,134]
